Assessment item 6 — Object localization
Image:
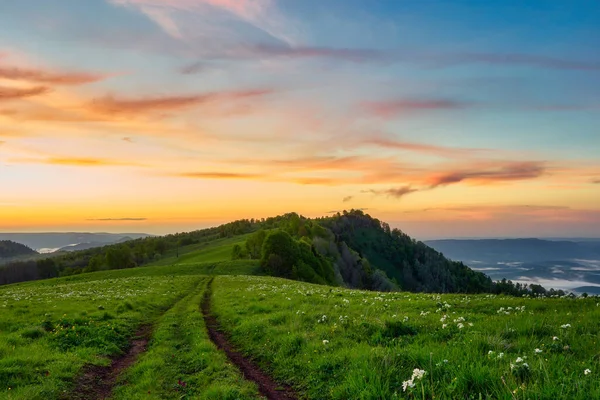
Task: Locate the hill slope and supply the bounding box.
[0,211,538,295]
[0,240,37,259]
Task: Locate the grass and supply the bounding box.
[0,257,259,400]
[147,235,250,267]
[0,273,201,399]
[212,275,600,399]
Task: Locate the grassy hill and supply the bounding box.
[0,257,598,399]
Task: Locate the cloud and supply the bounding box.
[110,0,298,45]
[88,89,273,115]
[12,157,140,167]
[0,86,51,101]
[591,179,600,184]
[363,186,419,199]
[86,217,147,221]
[175,171,263,179]
[180,62,207,75]
[342,196,353,202]
[364,137,489,158]
[243,44,388,62]
[427,161,546,188]
[441,53,600,71]
[361,99,471,119]
[0,66,107,85]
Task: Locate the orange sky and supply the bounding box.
[1,0,599,238]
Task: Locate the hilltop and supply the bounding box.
[0,211,549,296]
[0,240,38,260]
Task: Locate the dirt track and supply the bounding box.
[201,278,298,400]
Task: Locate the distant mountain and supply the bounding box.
[56,236,135,252]
[425,238,600,292]
[425,239,600,264]
[0,233,152,252]
[0,240,38,259]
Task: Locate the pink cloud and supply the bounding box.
[361,99,471,119]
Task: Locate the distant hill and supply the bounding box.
[56,237,134,252]
[425,238,600,263]
[0,233,152,252]
[0,211,550,295]
[425,238,600,292]
[0,240,38,259]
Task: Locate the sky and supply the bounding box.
[0,0,599,239]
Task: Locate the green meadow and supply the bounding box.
[212,275,600,399]
[1,231,599,399]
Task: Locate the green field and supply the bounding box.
[2,236,600,399]
[212,275,600,400]
[147,235,251,267]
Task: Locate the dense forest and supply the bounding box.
[0,211,562,296]
[0,240,37,259]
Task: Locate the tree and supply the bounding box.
[261,230,299,278]
[245,230,266,259]
[231,244,244,260]
[106,245,135,269]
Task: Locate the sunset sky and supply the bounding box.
[1,0,599,238]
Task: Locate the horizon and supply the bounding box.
[1,1,599,237]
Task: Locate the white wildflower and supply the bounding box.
[402,379,415,391]
[412,369,427,380]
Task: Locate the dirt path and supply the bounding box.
[201,278,298,400]
[65,325,151,400]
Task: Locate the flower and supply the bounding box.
[412,369,427,380]
[560,324,571,329]
[585,369,592,375]
[402,379,415,391]
[322,340,329,345]
[457,323,464,329]
[515,357,523,363]
[534,348,542,354]
[552,336,559,341]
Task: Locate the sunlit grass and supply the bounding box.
[212,275,600,399]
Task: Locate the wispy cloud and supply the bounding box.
[0,66,107,85]
[175,171,264,179]
[180,62,207,75]
[110,0,298,45]
[440,52,600,71]
[426,161,546,188]
[12,157,140,167]
[88,89,273,116]
[363,137,489,158]
[342,196,353,202]
[362,186,419,199]
[361,98,471,119]
[0,85,51,101]
[86,217,147,221]
[591,179,600,184]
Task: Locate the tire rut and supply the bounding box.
[65,325,151,400]
[201,278,298,400]
[66,279,205,400]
